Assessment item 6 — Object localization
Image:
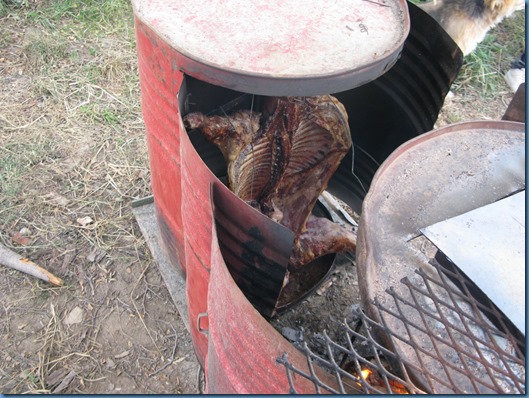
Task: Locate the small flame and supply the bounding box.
[355,368,372,389]
[360,369,372,380]
[353,367,409,394]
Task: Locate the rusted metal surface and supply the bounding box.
[131,0,409,96]
[211,181,294,318]
[180,125,220,369]
[357,121,525,393]
[135,18,187,271]
[334,1,463,163]
[503,82,526,122]
[278,254,525,393]
[135,17,220,368]
[207,187,343,394]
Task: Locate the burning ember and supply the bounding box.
[344,363,410,394]
[359,368,372,383]
[360,368,372,379]
[184,95,357,269]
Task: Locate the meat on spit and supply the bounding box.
[183,95,356,268]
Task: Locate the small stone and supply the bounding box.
[114,350,130,359]
[76,216,93,227]
[86,247,106,263]
[281,327,304,342]
[105,358,116,369]
[64,306,84,326]
[19,227,31,236]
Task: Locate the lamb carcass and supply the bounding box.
[183,95,356,268]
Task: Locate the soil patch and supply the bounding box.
[0,1,523,394]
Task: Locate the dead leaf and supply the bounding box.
[105,358,116,369]
[43,192,70,207]
[11,232,32,246]
[51,370,76,393]
[76,216,93,227]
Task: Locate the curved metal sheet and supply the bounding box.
[207,218,343,394]
[212,180,294,318]
[334,2,463,163]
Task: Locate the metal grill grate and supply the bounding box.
[277,254,525,394]
[277,315,427,394]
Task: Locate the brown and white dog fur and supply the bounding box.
[418,0,525,55]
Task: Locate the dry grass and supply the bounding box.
[1,0,199,394]
[0,0,525,394]
[437,10,525,125]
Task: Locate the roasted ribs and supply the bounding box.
[184,95,356,268]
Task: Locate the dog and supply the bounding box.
[417,0,525,55]
[504,52,525,92]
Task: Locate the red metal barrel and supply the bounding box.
[132,0,410,387]
[134,19,187,272]
[207,181,341,393]
[135,15,212,368]
[180,128,217,368]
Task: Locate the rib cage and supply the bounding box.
[184,95,356,268]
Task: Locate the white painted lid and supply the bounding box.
[132,0,409,95]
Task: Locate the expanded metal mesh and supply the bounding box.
[277,314,426,394]
[184,87,525,395]
[277,253,525,394]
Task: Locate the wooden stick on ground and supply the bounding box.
[0,243,63,286]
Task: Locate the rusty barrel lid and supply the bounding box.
[356,120,525,393]
[132,0,409,95]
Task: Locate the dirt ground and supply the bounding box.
[0,1,524,395]
[0,1,200,393]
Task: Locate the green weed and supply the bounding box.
[454,35,505,95]
[26,372,40,384]
[451,11,525,96]
[22,36,69,71]
[25,0,134,39]
[79,104,121,125]
[0,140,57,199]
